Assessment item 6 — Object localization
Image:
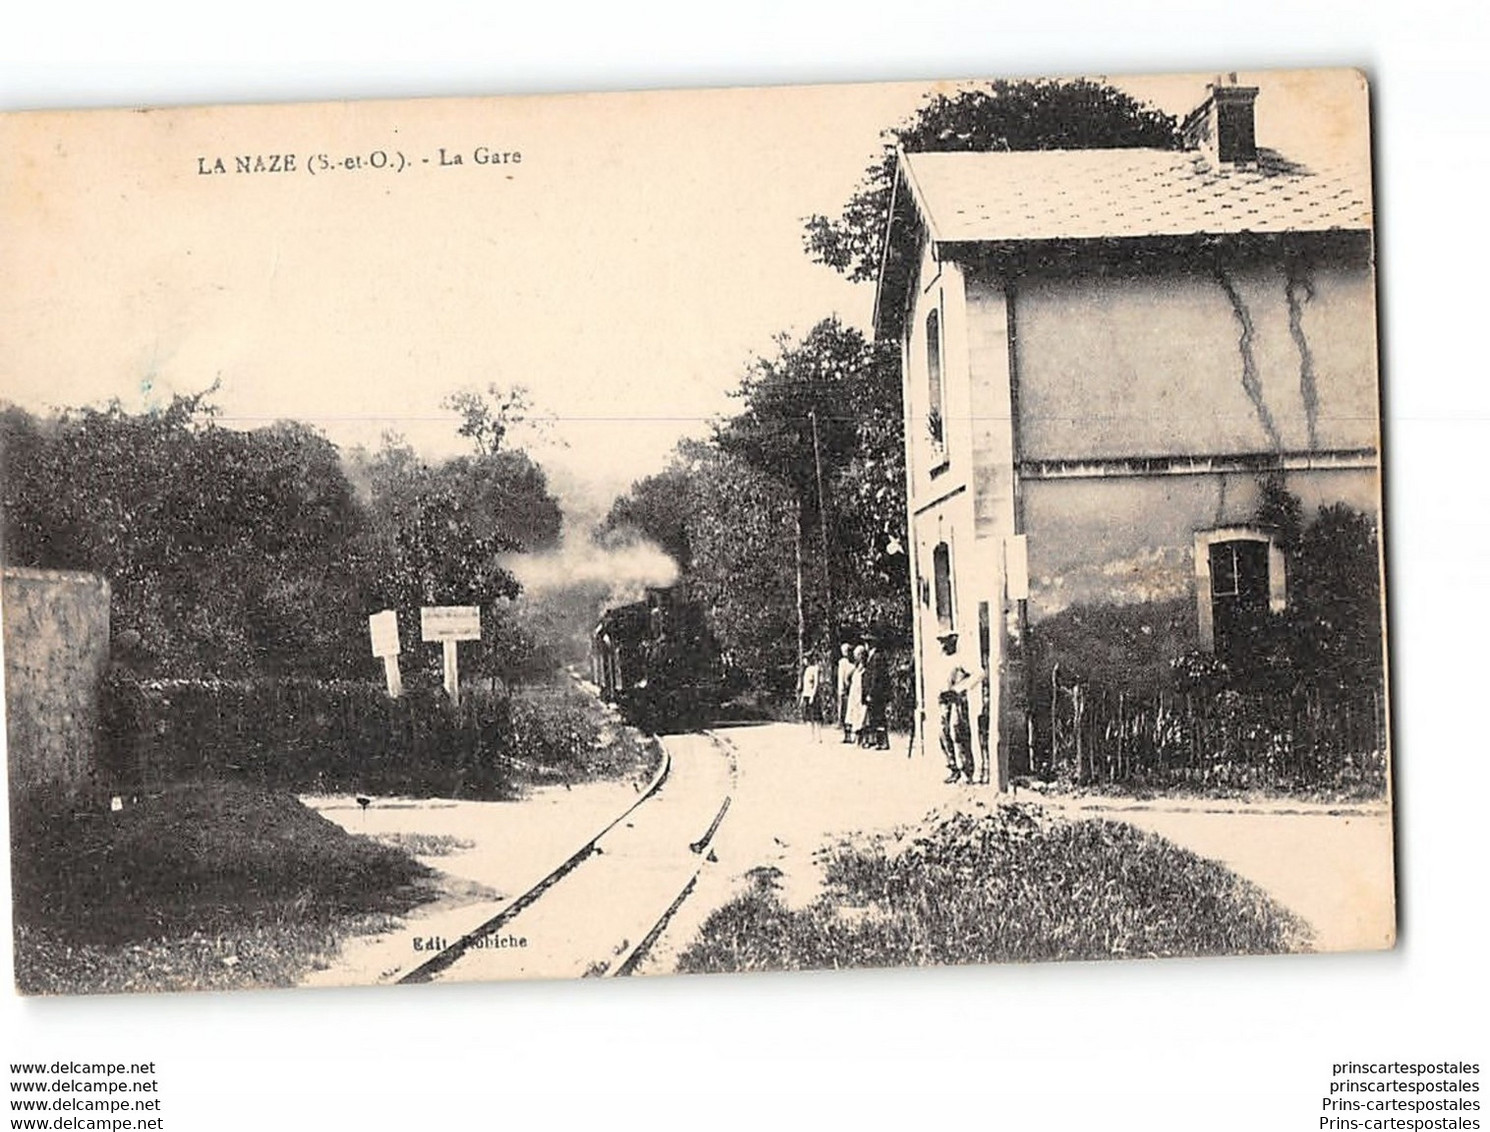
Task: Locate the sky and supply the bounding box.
[0,70,1368,512]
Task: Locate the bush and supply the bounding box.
[1024,501,1386,795]
[101,673,639,801]
[676,804,1307,974]
[1027,598,1196,693]
[505,683,602,774]
[9,779,440,993]
[9,780,433,949]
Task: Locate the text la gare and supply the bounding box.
[437,147,521,165]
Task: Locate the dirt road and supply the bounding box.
[306,721,1394,985]
[638,722,1396,968]
[1045,795,1396,951]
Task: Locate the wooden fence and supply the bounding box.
[1035,673,1387,793]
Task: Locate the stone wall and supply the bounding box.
[3,567,111,805]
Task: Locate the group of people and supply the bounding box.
[798,639,891,748]
[797,639,985,787]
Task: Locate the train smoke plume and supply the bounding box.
[501,531,679,607]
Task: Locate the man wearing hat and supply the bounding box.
[939,663,980,784]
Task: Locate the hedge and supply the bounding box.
[101,673,603,801]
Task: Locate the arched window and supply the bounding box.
[933,540,955,631]
[926,307,947,465]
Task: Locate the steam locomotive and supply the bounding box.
[591,584,727,731]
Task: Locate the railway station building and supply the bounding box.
[874,77,1379,789]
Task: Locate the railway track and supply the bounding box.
[399,729,736,985]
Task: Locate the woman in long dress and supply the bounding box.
[845,645,868,743]
[836,643,855,743]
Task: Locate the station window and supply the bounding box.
[926,308,947,467]
[933,541,955,631]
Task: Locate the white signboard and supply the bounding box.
[420,605,482,642]
[421,605,482,704]
[368,609,401,657]
[367,609,403,699]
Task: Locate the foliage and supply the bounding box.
[597,462,695,568]
[441,382,547,456]
[1,392,565,687]
[10,779,433,949]
[371,832,475,857]
[506,681,607,778]
[1255,472,1304,549]
[678,442,802,698]
[10,779,436,993]
[1031,496,1383,699]
[13,916,401,997]
[601,320,910,704]
[348,433,563,686]
[1195,496,1384,693]
[1,396,370,677]
[119,676,515,799]
[602,83,1180,705]
[601,443,793,697]
[716,318,907,605]
[1035,678,1387,797]
[1028,598,1196,693]
[1286,503,1385,687]
[804,79,1180,284]
[676,803,1305,973]
[1027,496,1387,795]
[100,671,653,801]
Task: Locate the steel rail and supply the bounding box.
[397,733,674,985]
[607,730,738,978]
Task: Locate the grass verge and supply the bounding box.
[676,803,1309,974]
[1020,776,1388,808]
[11,780,436,995]
[370,832,475,857]
[501,680,659,791]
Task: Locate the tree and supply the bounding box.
[597,463,695,569]
[350,434,524,685]
[2,378,575,688]
[677,442,800,698]
[715,318,908,659]
[204,420,370,676]
[804,79,1179,284]
[442,383,550,457]
[598,319,913,701]
[1201,491,1385,693]
[594,82,1177,705]
[349,414,570,684]
[0,393,372,677]
[447,449,564,554]
[831,334,910,617]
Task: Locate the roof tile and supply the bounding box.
[901,147,1372,244]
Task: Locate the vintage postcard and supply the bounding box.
[1,68,1392,995]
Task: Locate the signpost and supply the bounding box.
[368,609,403,699]
[421,605,482,705]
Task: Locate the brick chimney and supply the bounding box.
[1180,74,1260,167]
